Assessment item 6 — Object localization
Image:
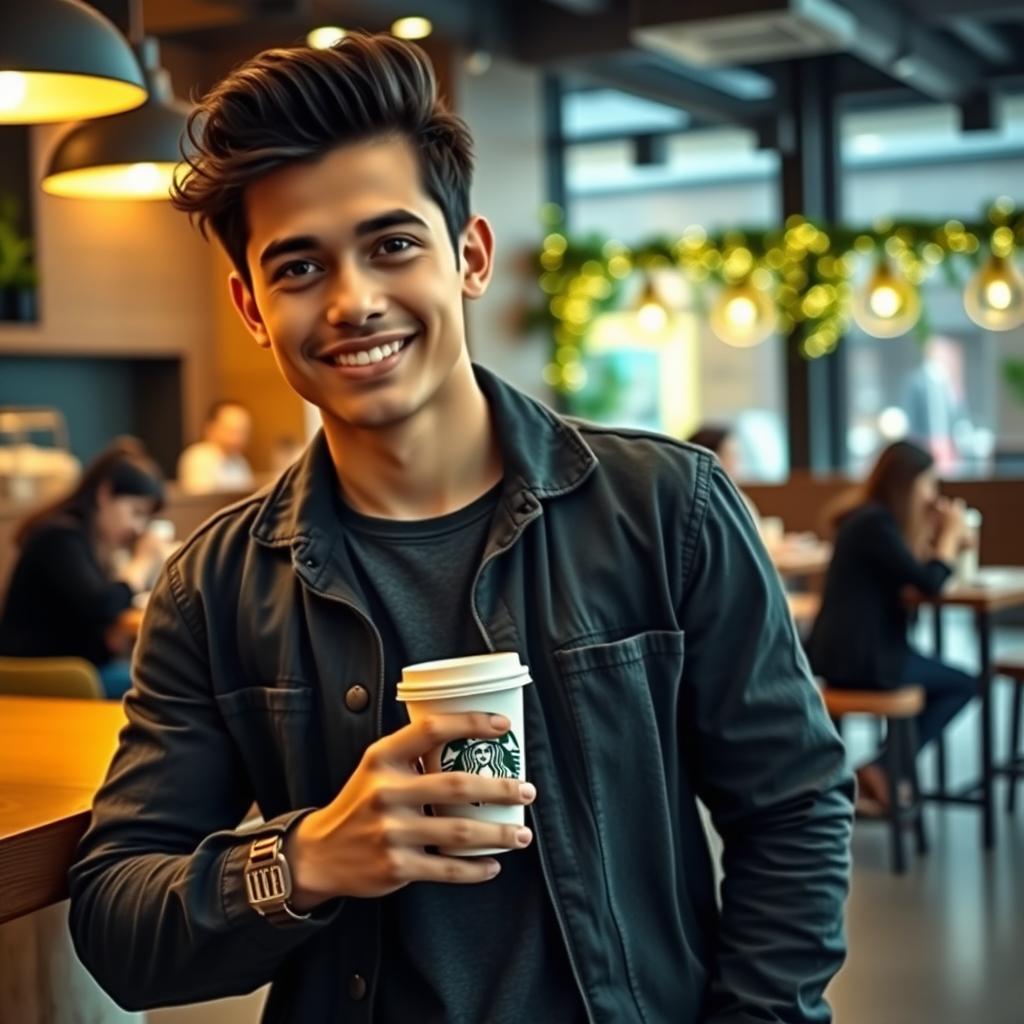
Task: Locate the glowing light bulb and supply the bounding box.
[126,162,162,193]
[853,261,920,338]
[984,279,1013,311]
[307,26,346,48]
[724,296,758,330]
[710,281,776,348]
[868,284,901,319]
[392,17,433,39]
[637,301,668,333]
[964,253,1024,331]
[0,72,28,112]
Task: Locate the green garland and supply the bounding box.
[528,198,1024,397]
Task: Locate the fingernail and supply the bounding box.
[519,782,536,801]
[485,859,501,877]
[516,827,533,846]
[489,714,510,730]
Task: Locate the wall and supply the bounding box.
[456,56,551,401]
[0,123,216,454]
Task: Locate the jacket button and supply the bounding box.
[348,973,367,1001]
[304,557,317,568]
[345,685,370,712]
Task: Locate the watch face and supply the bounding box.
[246,863,289,907]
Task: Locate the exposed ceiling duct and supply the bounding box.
[631,0,857,67]
[629,0,991,102]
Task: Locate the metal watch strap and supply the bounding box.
[244,834,310,924]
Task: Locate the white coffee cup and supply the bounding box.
[396,652,531,857]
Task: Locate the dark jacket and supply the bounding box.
[68,367,853,1024]
[807,503,952,686]
[0,517,132,666]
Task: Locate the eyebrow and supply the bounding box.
[257,208,430,268]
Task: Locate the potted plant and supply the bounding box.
[0,194,38,323]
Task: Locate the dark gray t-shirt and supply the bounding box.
[338,485,586,1024]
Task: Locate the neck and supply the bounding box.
[323,356,503,519]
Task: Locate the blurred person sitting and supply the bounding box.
[687,424,761,526]
[177,400,255,494]
[0,440,168,699]
[807,440,974,812]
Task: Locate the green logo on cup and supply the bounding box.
[441,731,521,779]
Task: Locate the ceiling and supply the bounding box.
[93,0,1024,137]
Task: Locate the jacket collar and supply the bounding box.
[250,363,597,549]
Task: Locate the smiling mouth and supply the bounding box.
[324,334,415,368]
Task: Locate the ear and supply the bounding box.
[95,479,113,508]
[228,272,272,349]
[460,214,495,301]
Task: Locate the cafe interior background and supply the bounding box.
[1,1,1023,1022]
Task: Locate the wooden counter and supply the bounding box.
[0,697,125,924]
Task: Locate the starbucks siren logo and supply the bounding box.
[441,730,521,784]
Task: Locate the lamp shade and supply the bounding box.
[0,0,146,123]
[42,40,191,201]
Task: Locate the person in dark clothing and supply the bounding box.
[68,33,853,1023]
[0,440,167,698]
[807,440,974,811]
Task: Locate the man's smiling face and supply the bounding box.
[230,135,488,431]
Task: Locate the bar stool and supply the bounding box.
[995,659,1024,813]
[819,683,927,874]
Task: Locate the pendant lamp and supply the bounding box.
[42,35,192,201]
[0,0,145,123]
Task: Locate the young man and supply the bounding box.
[177,399,255,494]
[69,33,853,1023]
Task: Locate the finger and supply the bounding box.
[402,815,532,852]
[400,851,504,885]
[378,712,511,764]
[401,772,535,808]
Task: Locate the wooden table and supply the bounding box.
[0,697,125,924]
[770,538,833,581]
[907,567,1024,849]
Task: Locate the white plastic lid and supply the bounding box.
[396,652,530,701]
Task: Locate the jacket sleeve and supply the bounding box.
[67,562,338,1012]
[857,508,952,596]
[678,464,854,1024]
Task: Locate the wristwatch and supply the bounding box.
[243,834,310,924]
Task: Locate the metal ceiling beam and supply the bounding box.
[947,19,1016,65]
[833,0,989,101]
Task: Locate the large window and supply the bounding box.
[562,88,789,482]
[840,99,1024,477]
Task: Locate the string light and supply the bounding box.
[532,200,1024,399]
[964,253,1024,331]
[853,260,921,338]
[710,280,777,348]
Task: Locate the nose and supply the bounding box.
[325,259,387,329]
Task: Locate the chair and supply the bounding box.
[819,683,927,874]
[0,656,104,699]
[995,658,1024,813]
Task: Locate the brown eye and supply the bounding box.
[376,237,415,256]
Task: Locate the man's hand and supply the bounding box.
[283,713,536,911]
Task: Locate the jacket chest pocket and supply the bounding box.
[215,684,324,816]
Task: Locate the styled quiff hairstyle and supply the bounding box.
[171,32,474,286]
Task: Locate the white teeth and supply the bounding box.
[332,336,409,367]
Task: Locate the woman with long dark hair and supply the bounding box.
[0,439,167,698]
[807,440,973,810]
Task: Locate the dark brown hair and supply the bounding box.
[15,439,165,547]
[171,32,474,286]
[687,425,731,457]
[823,440,934,539]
